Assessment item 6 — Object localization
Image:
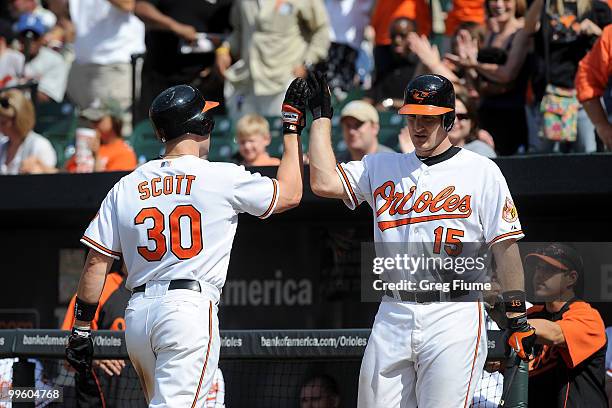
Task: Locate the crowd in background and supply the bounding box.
[0,0,611,175]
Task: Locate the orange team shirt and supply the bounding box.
[528,300,607,407]
[576,24,612,102]
[445,0,486,35]
[372,0,432,43]
[66,139,137,173]
[61,271,124,331]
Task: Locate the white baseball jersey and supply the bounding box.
[339,148,524,408]
[336,148,523,246]
[81,156,279,291]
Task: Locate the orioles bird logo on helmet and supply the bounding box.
[411,90,436,102]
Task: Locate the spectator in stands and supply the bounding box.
[134,0,232,121]
[449,92,496,157]
[447,0,533,155]
[215,0,330,120]
[337,100,394,162]
[318,0,375,99]
[0,89,56,174]
[64,98,136,172]
[445,0,486,46]
[364,17,420,111]
[235,113,280,167]
[370,0,431,81]
[299,375,340,408]
[576,24,612,150]
[60,0,145,131]
[16,13,69,103]
[406,22,485,96]
[9,0,57,30]
[0,19,24,87]
[527,0,610,153]
[526,243,608,407]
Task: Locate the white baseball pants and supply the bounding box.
[124,281,220,408]
[358,299,487,408]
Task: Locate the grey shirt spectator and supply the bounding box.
[218,0,330,119]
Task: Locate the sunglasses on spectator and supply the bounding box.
[456,113,470,121]
[0,98,10,109]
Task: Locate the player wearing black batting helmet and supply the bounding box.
[399,74,456,132]
[149,84,219,143]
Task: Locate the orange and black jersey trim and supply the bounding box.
[527,299,608,408]
[81,236,122,259]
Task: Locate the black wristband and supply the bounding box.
[502,290,527,313]
[74,297,98,322]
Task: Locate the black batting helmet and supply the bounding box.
[399,74,455,132]
[149,84,219,143]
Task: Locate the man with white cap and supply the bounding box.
[336,100,394,162]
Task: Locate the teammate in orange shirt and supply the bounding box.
[65,98,137,173]
[526,244,608,408]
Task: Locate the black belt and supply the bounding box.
[133,279,201,293]
[384,288,468,303]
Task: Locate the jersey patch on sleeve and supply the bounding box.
[502,197,518,223]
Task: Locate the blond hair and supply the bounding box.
[549,0,592,18]
[0,90,35,139]
[236,114,270,139]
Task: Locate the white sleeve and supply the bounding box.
[38,60,69,103]
[480,163,524,245]
[32,137,57,168]
[231,165,279,219]
[335,156,371,210]
[80,185,122,259]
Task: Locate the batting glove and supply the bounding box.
[282,78,309,136]
[306,71,333,120]
[66,327,94,373]
[506,313,536,361]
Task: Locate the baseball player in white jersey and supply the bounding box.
[64,81,310,407]
[306,72,537,407]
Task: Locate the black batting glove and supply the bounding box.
[506,313,537,361]
[306,71,333,120]
[282,78,309,136]
[66,327,94,373]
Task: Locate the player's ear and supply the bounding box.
[566,270,578,289]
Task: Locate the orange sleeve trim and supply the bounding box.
[259,178,278,219]
[488,230,524,246]
[336,164,358,207]
[81,236,122,259]
[463,301,483,408]
[191,301,213,408]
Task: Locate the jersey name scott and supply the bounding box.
[374,182,472,231]
[138,175,197,200]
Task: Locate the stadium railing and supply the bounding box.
[0,329,526,407]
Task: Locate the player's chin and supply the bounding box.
[411,135,431,147]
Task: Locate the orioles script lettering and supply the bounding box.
[374,182,472,231]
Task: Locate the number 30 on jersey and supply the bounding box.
[134,205,203,261]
